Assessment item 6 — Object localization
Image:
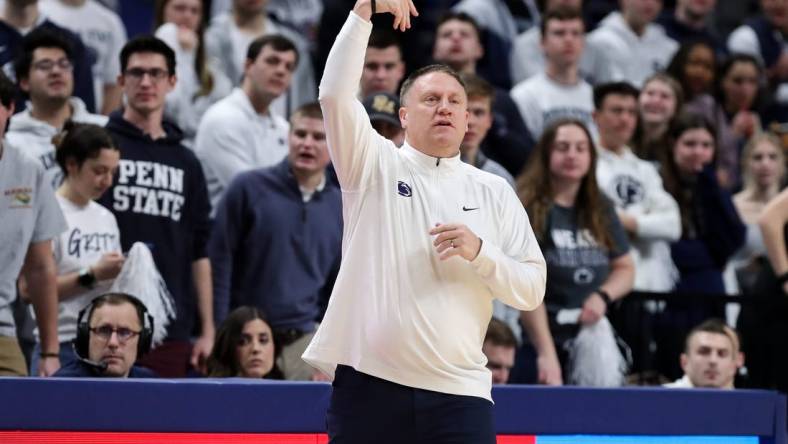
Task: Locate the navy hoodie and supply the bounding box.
[98,111,211,340]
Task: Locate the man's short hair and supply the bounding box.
[593,81,640,110]
[246,34,299,68]
[368,28,403,53]
[684,318,740,354]
[289,101,323,126]
[14,27,74,81]
[485,318,517,348]
[460,72,494,103]
[87,293,145,327]
[436,11,482,42]
[540,6,584,37]
[120,35,176,74]
[399,64,466,106]
[0,70,16,108]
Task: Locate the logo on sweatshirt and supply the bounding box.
[612,174,644,208]
[397,181,412,197]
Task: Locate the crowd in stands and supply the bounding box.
[0,0,786,401]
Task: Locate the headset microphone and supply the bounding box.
[71,342,109,373]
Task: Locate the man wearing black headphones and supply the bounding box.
[54,293,156,378]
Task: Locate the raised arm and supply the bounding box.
[319,0,417,190]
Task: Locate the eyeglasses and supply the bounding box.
[124,67,170,82]
[89,325,141,343]
[32,58,73,72]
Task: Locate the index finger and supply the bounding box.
[429,223,457,235]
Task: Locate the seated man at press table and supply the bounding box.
[664,318,744,389]
[55,293,156,378]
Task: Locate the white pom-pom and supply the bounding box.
[567,317,628,387]
[110,242,176,346]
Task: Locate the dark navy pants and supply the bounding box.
[327,365,496,444]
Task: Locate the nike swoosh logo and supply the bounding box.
[462,206,479,211]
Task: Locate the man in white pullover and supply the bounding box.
[302,1,546,443]
[195,34,296,210]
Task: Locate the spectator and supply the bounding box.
[362,92,404,146]
[510,7,595,140]
[195,34,296,210]
[26,122,122,375]
[205,0,315,118]
[40,0,126,114]
[657,0,725,54]
[458,73,514,187]
[452,0,522,89]
[54,292,156,377]
[211,0,324,46]
[517,119,634,385]
[728,0,788,125]
[6,28,107,190]
[154,0,233,148]
[734,133,785,229]
[631,72,684,163]
[588,0,678,87]
[662,112,746,294]
[433,12,535,176]
[666,40,717,109]
[97,36,214,377]
[510,0,617,86]
[206,306,282,379]
[0,0,96,112]
[209,102,341,380]
[483,317,517,384]
[736,187,788,395]
[687,54,764,190]
[0,69,64,376]
[594,82,682,292]
[727,133,785,295]
[359,28,405,98]
[655,112,745,380]
[664,318,744,389]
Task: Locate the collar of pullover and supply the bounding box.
[400,142,462,175]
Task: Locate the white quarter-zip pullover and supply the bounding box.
[302,12,546,401]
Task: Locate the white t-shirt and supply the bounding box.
[510,72,595,138]
[35,195,120,343]
[302,12,546,402]
[40,0,127,109]
[0,143,67,337]
[510,27,617,86]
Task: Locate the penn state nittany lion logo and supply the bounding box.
[573,267,595,285]
[613,175,644,208]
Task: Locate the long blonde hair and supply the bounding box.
[740,132,786,193]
